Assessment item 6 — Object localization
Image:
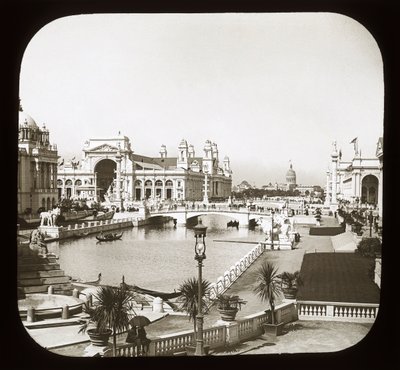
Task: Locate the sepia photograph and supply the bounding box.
[15,10,387,361]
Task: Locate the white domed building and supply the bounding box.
[285,161,297,191]
[18,105,59,215]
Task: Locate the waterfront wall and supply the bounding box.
[38,218,134,240]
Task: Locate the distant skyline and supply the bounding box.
[19,13,383,187]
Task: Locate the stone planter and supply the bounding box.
[282,288,297,300]
[87,328,112,347]
[217,308,239,322]
[185,344,210,356]
[261,322,284,342]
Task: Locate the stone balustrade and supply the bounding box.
[297,300,379,322]
[208,243,265,300]
[112,302,296,357]
[39,218,135,240]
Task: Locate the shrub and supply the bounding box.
[356,237,381,258]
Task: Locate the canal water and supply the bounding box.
[46,215,266,293]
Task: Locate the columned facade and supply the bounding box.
[18,107,58,215]
[57,137,232,206]
[328,137,383,216]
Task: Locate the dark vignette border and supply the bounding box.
[4,1,397,370]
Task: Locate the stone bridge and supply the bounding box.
[147,208,272,227]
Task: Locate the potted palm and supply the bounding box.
[215,294,246,321]
[278,271,302,299]
[177,277,211,355]
[253,261,283,340]
[79,285,135,356]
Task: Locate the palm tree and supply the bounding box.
[177,277,211,341]
[253,261,282,324]
[79,285,136,356]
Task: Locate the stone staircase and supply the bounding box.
[18,255,73,295]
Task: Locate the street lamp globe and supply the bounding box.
[194,219,207,259]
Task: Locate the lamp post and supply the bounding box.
[271,210,275,250]
[193,219,207,356]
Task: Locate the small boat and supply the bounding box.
[72,273,102,285]
[227,220,239,228]
[96,231,123,242]
[127,284,181,300]
[84,210,115,222]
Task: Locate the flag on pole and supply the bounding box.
[71,156,76,161]
[58,158,64,166]
[350,137,357,144]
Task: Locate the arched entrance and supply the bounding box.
[94,159,116,201]
[361,174,379,205]
[135,180,142,201]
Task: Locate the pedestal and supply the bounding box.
[38,226,63,239]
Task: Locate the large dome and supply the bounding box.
[19,110,38,129]
[286,164,296,182]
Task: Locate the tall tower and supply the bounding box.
[330,141,339,210]
[177,139,189,169]
[203,140,213,174]
[325,167,331,206]
[188,144,195,158]
[211,142,219,168]
[159,144,167,158]
[223,156,232,177]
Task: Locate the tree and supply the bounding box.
[79,285,136,356]
[356,237,382,258]
[253,261,282,324]
[177,277,211,341]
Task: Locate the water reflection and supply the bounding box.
[47,215,265,292]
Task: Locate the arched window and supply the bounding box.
[145,180,152,187]
[52,198,56,207]
[165,180,173,187]
[57,179,63,186]
[135,180,142,186]
[41,198,45,208]
[65,179,73,186]
[155,180,163,187]
[75,179,82,186]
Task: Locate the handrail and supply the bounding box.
[297,300,379,307]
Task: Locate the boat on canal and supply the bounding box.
[96,231,123,242]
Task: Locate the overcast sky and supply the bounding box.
[19,13,383,187]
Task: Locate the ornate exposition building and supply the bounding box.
[57,135,232,205]
[325,138,383,217]
[18,107,59,214]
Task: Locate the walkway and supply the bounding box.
[21,215,373,356]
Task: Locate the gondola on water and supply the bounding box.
[96,231,123,242]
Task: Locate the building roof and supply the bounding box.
[19,110,38,129]
[132,154,204,171]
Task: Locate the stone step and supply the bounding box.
[18,263,61,272]
[18,270,67,279]
[18,256,59,265]
[18,276,72,287]
[22,283,73,294]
